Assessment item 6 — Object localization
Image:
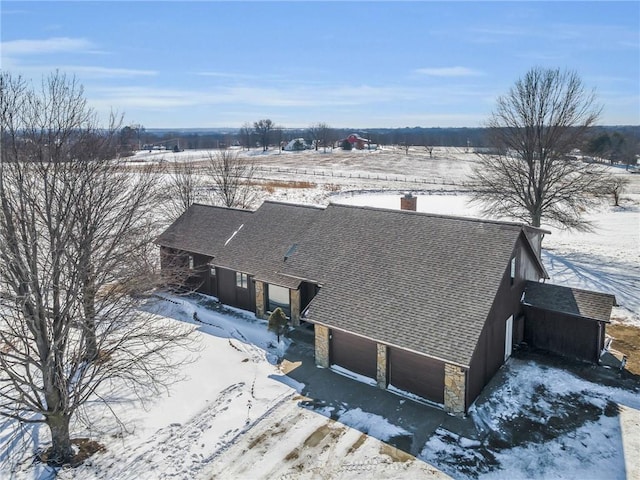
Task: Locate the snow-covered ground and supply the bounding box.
[2,146,639,479]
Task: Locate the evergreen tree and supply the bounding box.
[268,307,288,342]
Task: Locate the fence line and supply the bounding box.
[250,166,476,188]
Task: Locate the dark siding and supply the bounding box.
[300,282,319,313]
[216,267,256,313]
[217,268,236,307]
[191,253,212,294]
[467,237,538,410]
[388,348,444,404]
[209,267,218,297]
[523,306,602,363]
[159,247,213,294]
[330,330,377,379]
[513,314,525,345]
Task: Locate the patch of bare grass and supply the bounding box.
[608,324,640,375]
[246,179,316,194]
[37,438,105,467]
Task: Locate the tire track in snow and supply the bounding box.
[104,382,246,479]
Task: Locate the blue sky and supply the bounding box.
[1,1,638,129]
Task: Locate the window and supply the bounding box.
[510,257,516,285]
[267,284,291,317]
[188,255,194,270]
[236,272,249,288]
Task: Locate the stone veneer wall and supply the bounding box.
[314,325,330,368]
[376,344,388,388]
[254,281,265,319]
[290,289,301,326]
[444,363,466,416]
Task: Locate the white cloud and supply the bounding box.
[415,67,484,77]
[61,66,157,78]
[1,37,95,55]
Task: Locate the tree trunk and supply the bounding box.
[83,274,99,362]
[84,315,98,362]
[531,212,542,228]
[46,413,73,466]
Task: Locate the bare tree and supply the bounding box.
[0,71,193,466]
[470,67,609,230]
[606,176,629,207]
[240,122,253,151]
[207,150,257,208]
[309,122,333,152]
[160,159,210,221]
[254,119,274,151]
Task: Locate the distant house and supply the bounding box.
[283,138,309,151]
[340,133,372,150]
[156,200,616,415]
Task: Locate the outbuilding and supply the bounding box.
[522,282,616,363]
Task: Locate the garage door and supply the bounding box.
[330,330,377,379]
[388,348,444,404]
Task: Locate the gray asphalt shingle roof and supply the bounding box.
[213,201,325,289]
[283,203,534,367]
[523,281,616,323]
[156,201,550,367]
[154,203,252,257]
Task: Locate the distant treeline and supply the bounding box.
[122,125,639,162]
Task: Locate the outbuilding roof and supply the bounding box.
[154,203,252,257]
[523,281,616,323]
[283,203,545,367]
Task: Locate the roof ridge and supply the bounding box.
[191,202,254,213]
[327,201,529,229]
[261,200,326,211]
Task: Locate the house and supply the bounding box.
[283,138,309,151]
[340,133,371,150]
[155,200,616,415]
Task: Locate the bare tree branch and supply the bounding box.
[470,67,609,230]
[206,150,257,209]
[0,71,195,467]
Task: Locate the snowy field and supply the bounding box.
[2,146,639,479]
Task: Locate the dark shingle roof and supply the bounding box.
[213,201,325,288]
[283,203,538,367]
[154,204,252,257]
[156,201,551,367]
[523,281,616,322]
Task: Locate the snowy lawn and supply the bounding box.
[3,147,639,479]
[1,294,300,479]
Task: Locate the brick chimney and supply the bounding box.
[400,192,417,211]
